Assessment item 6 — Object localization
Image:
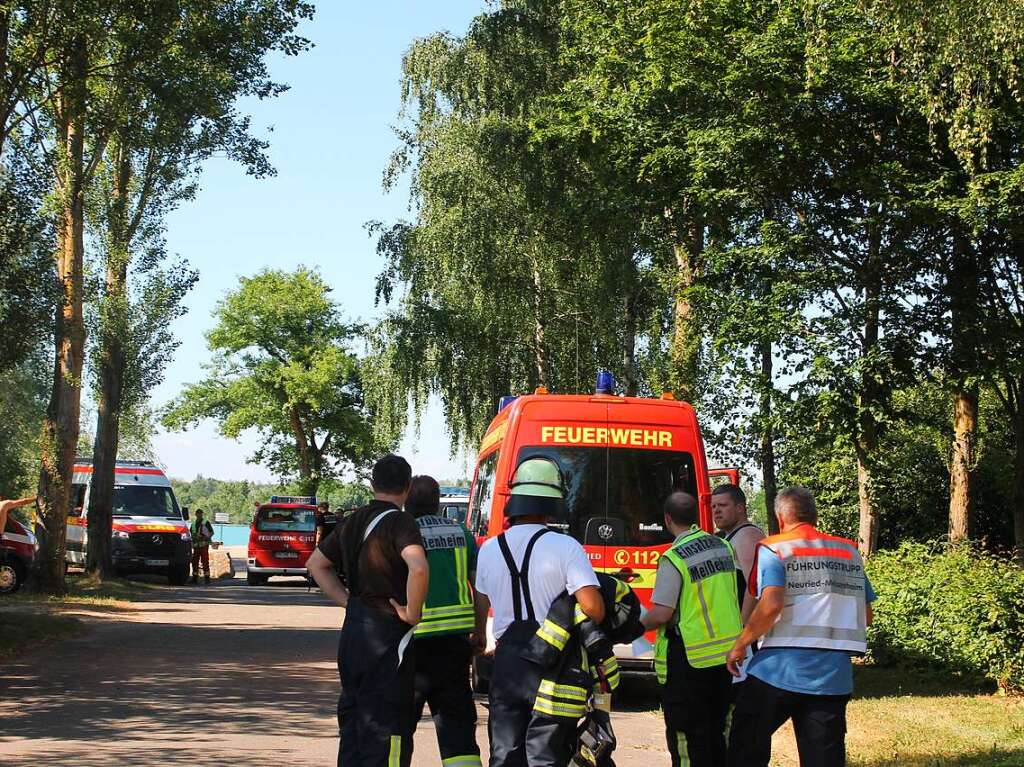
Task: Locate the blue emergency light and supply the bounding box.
[498,395,518,412]
[596,370,615,395]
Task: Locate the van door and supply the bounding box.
[66,483,88,565]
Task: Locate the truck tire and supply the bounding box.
[168,563,189,586]
[247,571,267,586]
[0,557,25,595]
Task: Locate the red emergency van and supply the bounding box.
[246,496,319,586]
[467,373,737,679]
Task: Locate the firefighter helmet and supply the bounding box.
[506,457,565,518]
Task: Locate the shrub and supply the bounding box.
[866,542,1024,694]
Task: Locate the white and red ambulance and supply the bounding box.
[246,496,319,585]
[67,459,192,584]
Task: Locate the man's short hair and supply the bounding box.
[663,491,699,527]
[317,500,329,511]
[195,508,204,516]
[712,483,746,507]
[371,454,413,494]
[775,486,817,525]
[406,475,440,518]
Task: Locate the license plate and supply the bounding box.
[274,551,299,559]
[144,559,169,566]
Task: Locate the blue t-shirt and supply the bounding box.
[746,545,876,696]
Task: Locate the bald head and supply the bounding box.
[774,486,817,527]
[663,491,699,529]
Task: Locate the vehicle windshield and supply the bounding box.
[515,446,697,546]
[440,501,468,524]
[256,507,316,532]
[112,485,182,519]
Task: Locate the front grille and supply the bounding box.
[129,532,179,556]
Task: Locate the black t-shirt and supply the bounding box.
[317,499,423,614]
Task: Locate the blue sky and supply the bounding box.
[150,2,486,483]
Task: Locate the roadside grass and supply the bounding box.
[768,666,1024,767]
[0,612,84,661]
[4,572,160,609]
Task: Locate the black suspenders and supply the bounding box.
[497,528,550,623]
[725,522,756,542]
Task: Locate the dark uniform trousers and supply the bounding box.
[727,675,849,767]
[488,632,577,767]
[411,634,481,765]
[337,597,416,767]
[662,635,733,767]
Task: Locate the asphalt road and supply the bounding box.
[0,551,668,766]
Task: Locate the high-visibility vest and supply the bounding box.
[757,526,867,654]
[655,527,742,682]
[414,515,476,637]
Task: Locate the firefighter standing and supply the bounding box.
[406,475,483,767]
[474,457,606,767]
[642,491,744,767]
[726,487,876,767]
[190,509,214,585]
[307,454,430,767]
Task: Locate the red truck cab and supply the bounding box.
[467,373,737,679]
[246,496,319,586]
[1,516,37,595]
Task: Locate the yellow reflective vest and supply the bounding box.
[654,527,742,682]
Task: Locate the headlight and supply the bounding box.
[180,532,191,542]
[113,530,130,539]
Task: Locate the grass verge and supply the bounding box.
[768,666,1024,767]
[0,612,85,662]
[5,573,159,610]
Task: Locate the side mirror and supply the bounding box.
[182,506,190,520]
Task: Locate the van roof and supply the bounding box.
[479,393,699,458]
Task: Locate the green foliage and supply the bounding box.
[170,476,372,524]
[868,542,1024,694]
[162,268,392,493]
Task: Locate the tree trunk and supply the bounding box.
[856,234,883,557]
[289,407,313,487]
[948,386,978,542]
[1011,381,1024,565]
[531,255,547,389]
[86,142,132,578]
[621,288,638,397]
[35,36,89,594]
[667,207,703,402]
[758,340,779,535]
[948,229,979,542]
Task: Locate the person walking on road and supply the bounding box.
[642,491,744,767]
[406,475,483,767]
[726,486,876,767]
[307,454,429,767]
[475,456,606,767]
[190,509,214,585]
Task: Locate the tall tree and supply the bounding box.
[162,268,386,495]
[869,0,1024,542]
[83,0,309,577]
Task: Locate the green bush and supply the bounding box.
[867,542,1024,694]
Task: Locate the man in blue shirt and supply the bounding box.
[725,487,876,767]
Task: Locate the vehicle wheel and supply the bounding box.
[247,571,266,586]
[471,656,490,695]
[0,557,25,596]
[168,564,189,586]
